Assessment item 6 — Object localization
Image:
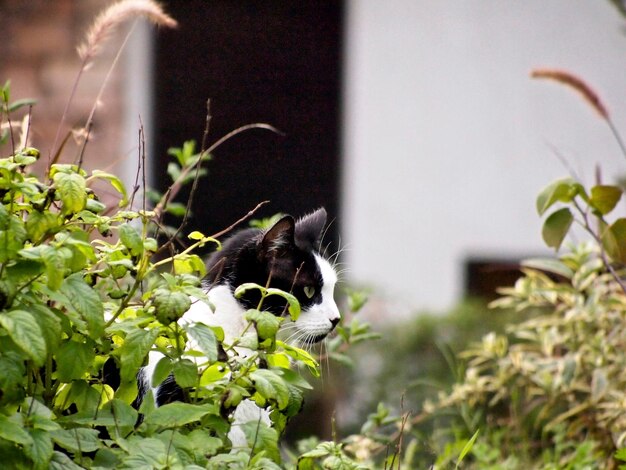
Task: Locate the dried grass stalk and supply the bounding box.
[531,68,609,120]
[77,0,177,67]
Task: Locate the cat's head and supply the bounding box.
[207,208,340,344]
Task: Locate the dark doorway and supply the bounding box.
[153,1,344,243]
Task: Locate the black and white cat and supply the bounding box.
[137,207,340,446]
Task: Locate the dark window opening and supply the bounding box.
[464,258,524,301]
[153,1,344,247]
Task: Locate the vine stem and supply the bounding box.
[75,22,137,170]
[152,123,280,222]
[572,199,626,295]
[607,118,626,162]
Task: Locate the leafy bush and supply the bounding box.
[412,70,626,469]
[0,2,387,469]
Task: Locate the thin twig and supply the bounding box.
[141,117,147,214]
[75,22,137,170]
[544,141,581,181]
[607,118,626,162]
[573,198,626,295]
[23,105,33,150]
[157,99,213,254]
[153,123,281,221]
[129,122,144,210]
[51,0,176,169]
[206,123,284,155]
[4,101,15,155]
[210,200,271,240]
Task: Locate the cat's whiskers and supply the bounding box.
[328,238,350,265]
[282,325,305,346]
[319,216,336,259]
[318,337,327,387]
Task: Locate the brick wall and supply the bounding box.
[0,0,127,177]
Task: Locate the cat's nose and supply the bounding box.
[330,317,340,329]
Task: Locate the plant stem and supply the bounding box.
[573,199,626,295]
[607,118,626,162]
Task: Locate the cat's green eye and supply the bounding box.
[304,286,315,299]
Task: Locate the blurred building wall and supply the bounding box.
[5,1,626,316]
[0,0,127,179]
[342,0,626,315]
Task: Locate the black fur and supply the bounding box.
[205,208,328,315]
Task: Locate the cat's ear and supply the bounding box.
[295,207,327,250]
[260,215,296,257]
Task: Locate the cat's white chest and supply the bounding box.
[180,284,253,351]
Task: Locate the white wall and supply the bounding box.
[342,1,626,315]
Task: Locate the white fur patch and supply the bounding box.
[292,254,340,341]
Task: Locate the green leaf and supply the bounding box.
[246,309,282,341]
[266,288,301,320]
[173,254,206,276]
[0,310,47,365]
[50,427,101,453]
[120,437,170,468]
[167,162,181,182]
[151,356,174,388]
[234,283,301,320]
[616,447,626,462]
[168,140,197,166]
[165,201,186,216]
[276,341,319,373]
[172,358,198,388]
[143,402,218,428]
[241,421,280,463]
[29,304,62,352]
[6,259,44,282]
[101,399,138,437]
[26,211,58,242]
[153,289,191,325]
[53,171,86,214]
[58,273,104,338]
[250,369,290,410]
[184,322,219,362]
[456,429,480,469]
[85,198,106,213]
[0,352,25,404]
[283,383,305,417]
[590,185,622,215]
[185,429,223,459]
[25,429,53,470]
[41,245,66,291]
[536,178,579,215]
[0,215,27,263]
[49,451,84,470]
[55,339,95,382]
[602,218,626,264]
[188,231,205,240]
[90,170,128,207]
[234,282,266,299]
[118,222,143,257]
[8,98,37,112]
[521,257,574,279]
[542,208,573,249]
[118,328,159,382]
[329,352,355,368]
[0,414,33,445]
[346,289,368,313]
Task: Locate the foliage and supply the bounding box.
[0,2,395,468]
[0,83,389,468]
[413,68,626,468]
